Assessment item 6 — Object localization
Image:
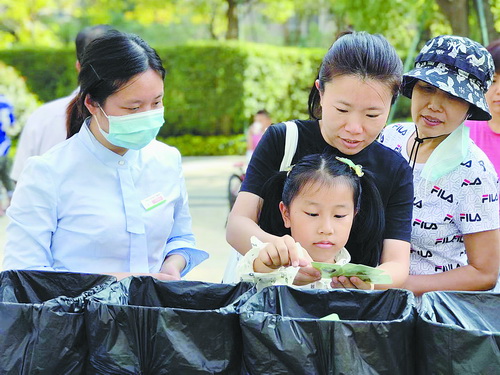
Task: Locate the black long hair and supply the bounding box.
[74,24,114,62]
[66,30,166,138]
[487,39,500,73]
[308,31,403,120]
[258,152,385,266]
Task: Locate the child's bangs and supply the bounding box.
[297,172,353,197]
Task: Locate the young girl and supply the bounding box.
[237,152,384,289]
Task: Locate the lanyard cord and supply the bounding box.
[408,126,449,169]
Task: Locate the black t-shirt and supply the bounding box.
[242,119,414,246]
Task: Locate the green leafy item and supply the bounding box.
[311,262,393,284]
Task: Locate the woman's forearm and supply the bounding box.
[375,260,409,289]
[404,230,500,295]
[375,239,411,289]
[161,254,187,275]
[404,264,498,296]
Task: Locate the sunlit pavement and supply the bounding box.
[182,155,245,282]
[0,155,245,283]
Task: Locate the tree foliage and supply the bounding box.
[0,1,497,90]
[0,62,40,136]
[1,0,498,49]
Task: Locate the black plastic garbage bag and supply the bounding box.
[85,278,255,374]
[240,286,416,375]
[417,291,500,375]
[0,270,116,375]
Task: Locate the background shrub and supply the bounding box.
[0,42,410,141]
[0,42,324,137]
[0,48,76,103]
[159,134,246,156]
[159,41,324,136]
[0,62,40,137]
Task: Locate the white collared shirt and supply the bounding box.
[4,119,208,276]
[10,90,77,181]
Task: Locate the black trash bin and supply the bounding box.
[85,278,255,374]
[417,291,500,375]
[239,286,416,375]
[0,270,116,375]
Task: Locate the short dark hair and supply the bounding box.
[487,39,500,73]
[308,31,403,120]
[75,25,114,62]
[67,30,166,137]
[255,109,270,117]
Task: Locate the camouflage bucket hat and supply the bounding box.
[402,35,495,121]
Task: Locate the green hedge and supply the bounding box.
[0,62,40,137]
[159,134,246,156]
[0,42,411,139]
[0,48,77,102]
[159,41,324,136]
[0,42,324,137]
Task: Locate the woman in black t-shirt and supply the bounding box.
[226,31,413,289]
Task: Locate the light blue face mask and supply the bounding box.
[96,106,164,150]
[421,123,470,182]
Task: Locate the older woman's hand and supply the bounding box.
[293,266,322,286]
[330,276,374,290]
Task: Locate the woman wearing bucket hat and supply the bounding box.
[380,35,500,295]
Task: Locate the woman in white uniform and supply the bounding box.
[3,31,208,280]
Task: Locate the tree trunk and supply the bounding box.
[435,0,469,37]
[226,0,239,40]
[283,22,291,45]
[479,0,500,45]
[209,8,218,40]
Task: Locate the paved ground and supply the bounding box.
[182,155,245,282]
[0,155,245,283]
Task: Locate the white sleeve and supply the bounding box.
[456,159,500,234]
[4,157,58,270]
[10,112,39,181]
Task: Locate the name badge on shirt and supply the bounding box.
[141,192,166,211]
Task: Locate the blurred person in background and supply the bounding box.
[246,109,272,163]
[465,39,500,177]
[0,93,15,215]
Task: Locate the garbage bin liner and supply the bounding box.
[85,278,255,374]
[0,270,116,375]
[240,286,416,375]
[417,291,500,375]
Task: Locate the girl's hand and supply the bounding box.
[293,266,322,286]
[330,276,374,290]
[254,235,312,272]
